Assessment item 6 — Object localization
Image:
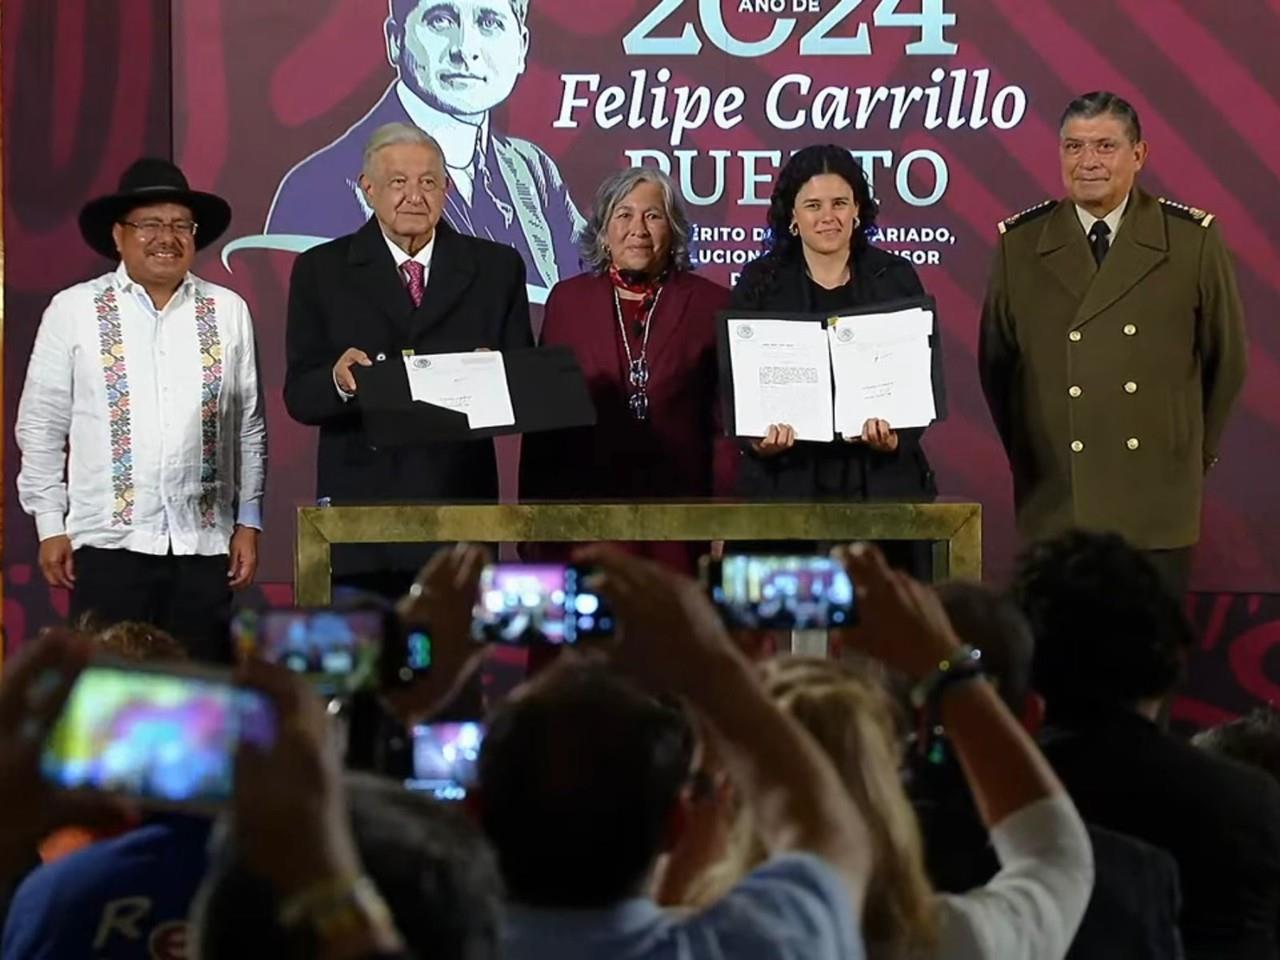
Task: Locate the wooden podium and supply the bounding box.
[294,500,982,604]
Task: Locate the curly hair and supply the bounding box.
[736,144,880,306]
[1011,530,1193,714]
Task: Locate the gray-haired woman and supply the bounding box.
[520,167,735,572]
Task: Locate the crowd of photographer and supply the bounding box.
[0,531,1276,959]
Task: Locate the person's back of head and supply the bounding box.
[477,660,694,908]
[1010,530,1193,719]
[194,773,502,960]
[84,617,188,661]
[936,581,1036,722]
[1192,706,1280,788]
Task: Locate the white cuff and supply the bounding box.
[334,369,354,402]
[35,512,67,541]
[236,499,264,530]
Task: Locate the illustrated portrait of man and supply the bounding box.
[264,0,585,295]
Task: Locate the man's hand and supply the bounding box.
[575,544,740,698]
[750,422,796,458]
[233,660,361,896]
[843,417,898,452]
[384,544,489,723]
[832,543,963,680]
[38,535,75,589]
[227,526,259,589]
[0,629,135,880]
[332,348,373,395]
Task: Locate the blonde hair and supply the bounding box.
[690,656,938,951]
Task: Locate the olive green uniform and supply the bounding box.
[979,187,1247,549]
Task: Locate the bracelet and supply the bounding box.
[909,645,984,710]
[912,646,987,766]
[279,874,393,941]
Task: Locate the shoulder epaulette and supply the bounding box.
[997,199,1057,235]
[1158,197,1215,228]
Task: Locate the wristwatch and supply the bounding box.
[909,645,985,710]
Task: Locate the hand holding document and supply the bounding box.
[403,351,515,429]
[828,306,936,435]
[726,319,834,442]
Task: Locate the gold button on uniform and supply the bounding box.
[1071,440,1084,453]
[1068,330,1082,342]
[1068,385,1082,398]
[1123,324,1137,336]
[1124,381,1138,394]
[1126,437,1140,450]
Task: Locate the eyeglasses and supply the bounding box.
[119,218,199,240]
[628,358,650,421]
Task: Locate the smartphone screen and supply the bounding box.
[232,608,389,695]
[404,627,432,675]
[405,722,485,800]
[709,555,856,629]
[41,661,276,810]
[472,564,614,644]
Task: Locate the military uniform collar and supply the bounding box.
[1038,187,1166,256]
[1074,194,1129,240]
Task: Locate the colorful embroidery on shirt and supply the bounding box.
[95,288,135,526]
[195,293,224,527]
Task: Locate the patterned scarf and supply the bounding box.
[608,264,667,309]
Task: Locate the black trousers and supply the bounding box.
[69,547,232,663]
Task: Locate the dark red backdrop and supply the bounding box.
[4,1,1280,728]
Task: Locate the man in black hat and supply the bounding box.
[14,158,267,661]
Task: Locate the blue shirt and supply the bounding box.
[1,815,211,960]
[502,853,863,960]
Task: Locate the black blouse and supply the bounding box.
[731,245,940,502]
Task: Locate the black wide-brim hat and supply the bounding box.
[78,157,232,260]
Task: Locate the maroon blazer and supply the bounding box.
[520,269,736,507]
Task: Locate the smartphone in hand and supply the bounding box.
[702,554,857,630]
[231,607,432,694]
[472,563,614,645]
[41,658,276,813]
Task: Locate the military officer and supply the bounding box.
[979,91,1247,596]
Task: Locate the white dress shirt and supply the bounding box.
[382,228,436,276]
[16,262,267,556]
[1074,194,1129,241]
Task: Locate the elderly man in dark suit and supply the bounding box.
[284,121,533,596]
[266,0,583,299]
[979,91,1247,598]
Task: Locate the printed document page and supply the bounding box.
[727,318,834,442]
[828,307,936,434]
[403,351,515,429]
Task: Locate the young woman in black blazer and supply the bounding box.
[732,145,940,572]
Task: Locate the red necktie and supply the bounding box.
[401,260,425,308]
